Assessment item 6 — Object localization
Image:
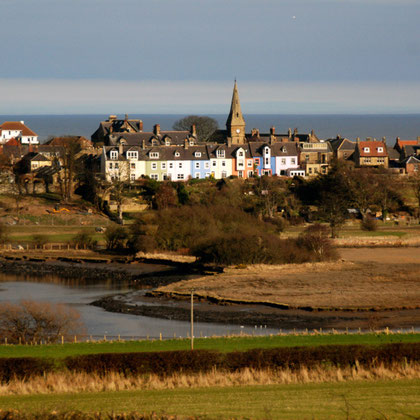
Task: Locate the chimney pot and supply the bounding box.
[191,124,197,137]
[270,126,275,135]
[288,128,292,138]
[139,121,143,132]
[154,124,161,136]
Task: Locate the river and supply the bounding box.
[0,273,278,339]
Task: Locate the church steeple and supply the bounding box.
[226,80,246,144]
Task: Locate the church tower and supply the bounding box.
[226,80,246,145]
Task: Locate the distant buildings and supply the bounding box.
[0,121,38,145]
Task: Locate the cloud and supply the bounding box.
[1,79,420,114]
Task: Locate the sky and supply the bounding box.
[1,0,420,114]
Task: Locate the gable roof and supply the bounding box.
[0,121,37,136]
[357,141,387,157]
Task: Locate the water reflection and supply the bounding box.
[0,274,279,338]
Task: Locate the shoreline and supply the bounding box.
[1,252,419,330]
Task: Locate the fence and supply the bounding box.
[0,243,105,251]
[1,326,417,346]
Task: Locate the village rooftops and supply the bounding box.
[0,121,37,137]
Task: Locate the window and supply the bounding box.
[194,152,201,157]
[265,158,269,165]
[305,155,309,161]
[110,151,118,160]
[216,150,225,158]
[238,151,244,157]
[238,171,243,178]
[189,140,195,146]
[127,151,138,159]
[377,147,384,153]
[365,157,371,163]
[151,163,157,170]
[115,163,119,169]
[238,162,244,168]
[179,163,183,168]
[195,173,200,179]
[109,162,113,169]
[378,157,385,163]
[165,140,171,146]
[363,147,370,153]
[174,151,180,157]
[248,170,253,177]
[206,172,211,178]
[169,163,173,169]
[255,158,260,165]
[291,158,296,164]
[161,162,166,169]
[130,163,135,169]
[281,158,286,165]
[177,174,184,180]
[150,152,159,159]
[205,162,210,169]
[247,160,253,167]
[264,148,270,155]
[130,174,135,181]
[222,161,226,167]
[221,171,227,178]
[212,161,217,167]
[150,174,159,180]
[195,162,200,169]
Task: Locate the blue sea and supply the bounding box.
[0,114,419,145]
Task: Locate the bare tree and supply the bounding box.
[0,300,84,343]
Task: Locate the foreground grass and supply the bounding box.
[0,333,418,359]
[0,380,418,419]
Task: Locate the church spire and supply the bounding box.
[226,80,246,144]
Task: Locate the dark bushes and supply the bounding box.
[361,216,378,231]
[63,343,419,376]
[0,357,54,382]
[0,343,418,382]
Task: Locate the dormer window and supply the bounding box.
[264,147,270,155]
[165,139,171,146]
[377,147,384,153]
[152,139,159,146]
[174,151,180,157]
[189,140,194,146]
[364,147,370,153]
[126,151,138,160]
[281,147,286,153]
[238,151,244,157]
[110,151,118,160]
[194,152,201,158]
[216,150,225,158]
[150,152,159,159]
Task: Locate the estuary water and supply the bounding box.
[0,273,278,339]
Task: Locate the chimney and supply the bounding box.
[288,128,292,139]
[270,126,275,135]
[255,129,260,138]
[227,137,232,147]
[293,128,298,136]
[139,120,143,132]
[142,139,146,150]
[251,128,257,137]
[191,124,197,137]
[118,142,123,155]
[382,136,386,143]
[417,136,420,145]
[356,137,360,143]
[20,120,24,125]
[184,138,189,149]
[154,124,161,136]
[124,114,128,122]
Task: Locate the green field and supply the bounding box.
[0,333,418,359]
[0,380,418,419]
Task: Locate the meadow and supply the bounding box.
[0,380,418,419]
[0,333,418,359]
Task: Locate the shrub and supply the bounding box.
[105,225,128,250]
[71,231,97,249]
[0,300,84,344]
[32,234,49,248]
[361,216,378,231]
[296,224,338,262]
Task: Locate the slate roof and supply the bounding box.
[108,131,196,147]
[388,148,401,161]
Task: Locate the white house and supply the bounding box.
[0,121,39,144]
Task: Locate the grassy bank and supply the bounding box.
[0,333,418,359]
[0,380,418,419]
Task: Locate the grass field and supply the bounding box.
[0,333,418,359]
[0,380,418,419]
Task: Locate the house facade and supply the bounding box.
[0,121,39,145]
[353,140,389,168]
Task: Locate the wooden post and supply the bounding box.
[159,333,162,341]
[190,289,194,351]
[61,335,64,345]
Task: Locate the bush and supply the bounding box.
[0,300,84,344]
[296,224,338,262]
[0,222,9,244]
[32,234,49,248]
[71,231,97,249]
[0,357,54,382]
[361,216,378,231]
[105,225,128,250]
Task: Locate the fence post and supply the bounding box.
[159,333,162,341]
[61,335,64,345]
[4,338,7,345]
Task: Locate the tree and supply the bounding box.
[105,225,128,250]
[0,300,84,344]
[173,115,218,142]
[410,172,420,217]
